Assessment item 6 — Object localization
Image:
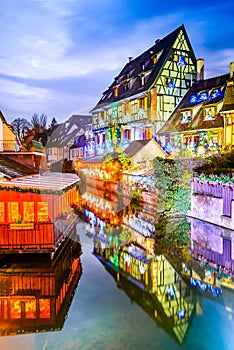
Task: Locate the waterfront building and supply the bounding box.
[0,170,80,256]
[0,111,17,152]
[157,63,234,156]
[91,25,197,155]
[46,114,92,167]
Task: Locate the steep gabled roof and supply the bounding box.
[0,154,38,180]
[158,73,229,134]
[124,140,151,156]
[46,114,92,148]
[91,25,196,112]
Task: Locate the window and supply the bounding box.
[203,107,215,121]
[145,127,152,139]
[181,110,191,123]
[8,202,19,223]
[131,100,138,114]
[23,202,34,222]
[0,202,5,222]
[123,83,130,92]
[124,129,131,140]
[37,202,49,222]
[39,299,51,319]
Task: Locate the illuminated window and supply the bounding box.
[145,127,152,139]
[124,129,131,140]
[181,110,191,123]
[8,202,19,223]
[0,202,5,222]
[37,202,49,222]
[39,299,51,318]
[23,202,34,222]
[203,107,215,121]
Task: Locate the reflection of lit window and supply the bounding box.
[10,300,21,319]
[0,202,5,222]
[25,300,37,319]
[39,299,51,319]
[37,202,49,222]
[8,202,19,223]
[23,202,34,222]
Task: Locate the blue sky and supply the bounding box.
[1,0,233,124]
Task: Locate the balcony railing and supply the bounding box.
[0,140,19,152]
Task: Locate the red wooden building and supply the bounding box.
[0,172,80,256]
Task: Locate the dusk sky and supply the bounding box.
[1,0,233,124]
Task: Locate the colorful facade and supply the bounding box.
[91,25,197,155]
[157,64,234,156]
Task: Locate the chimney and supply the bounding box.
[129,57,133,62]
[197,58,204,81]
[230,61,234,78]
[155,39,161,44]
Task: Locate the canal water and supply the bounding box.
[0,212,234,349]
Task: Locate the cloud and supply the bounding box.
[1,0,233,123]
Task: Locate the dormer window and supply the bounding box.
[114,86,118,97]
[181,110,191,123]
[126,72,130,79]
[141,62,145,71]
[203,107,215,121]
[123,83,130,92]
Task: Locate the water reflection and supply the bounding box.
[93,225,196,346]
[0,239,82,337]
[78,187,234,347]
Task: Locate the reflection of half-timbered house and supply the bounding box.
[91,25,197,154]
[0,239,82,336]
[94,241,195,346]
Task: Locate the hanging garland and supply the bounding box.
[0,182,80,195]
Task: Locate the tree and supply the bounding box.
[11,118,31,144]
[31,113,40,132]
[50,117,58,129]
[153,157,179,216]
[40,114,47,129]
[31,113,47,133]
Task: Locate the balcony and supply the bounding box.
[0,140,19,152]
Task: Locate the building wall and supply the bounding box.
[189,191,234,230]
